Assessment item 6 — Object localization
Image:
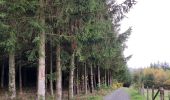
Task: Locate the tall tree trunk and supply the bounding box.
[93,73,96,89]
[97,65,101,89]
[37,0,45,99]
[9,52,16,99]
[110,71,113,85]
[56,43,62,100]
[19,63,23,95]
[109,70,112,85]
[107,70,110,86]
[50,37,54,98]
[84,62,87,94]
[38,33,46,100]
[1,59,4,88]
[90,63,94,93]
[82,74,84,92]
[68,52,75,100]
[93,63,96,88]
[104,69,107,85]
[45,65,47,93]
[76,66,79,95]
[24,67,27,87]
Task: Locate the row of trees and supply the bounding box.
[150,62,170,70]
[0,0,135,100]
[133,64,170,89]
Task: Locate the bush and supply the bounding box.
[112,82,123,89]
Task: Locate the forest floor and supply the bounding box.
[103,88,130,100]
[74,88,114,100]
[0,87,114,100]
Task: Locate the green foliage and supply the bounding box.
[132,67,170,89]
[100,83,111,90]
[47,72,56,81]
[87,96,102,100]
[143,73,155,87]
[26,49,38,61]
[0,0,136,98]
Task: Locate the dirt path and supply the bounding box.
[103,88,130,100]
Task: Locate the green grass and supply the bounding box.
[75,86,115,100]
[74,92,103,100]
[125,88,145,100]
[144,89,170,100]
[126,88,170,100]
[86,95,103,100]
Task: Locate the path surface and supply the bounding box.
[103,88,130,100]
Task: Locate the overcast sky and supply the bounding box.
[120,0,170,68]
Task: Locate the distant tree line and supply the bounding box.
[150,61,170,70]
[132,62,170,89]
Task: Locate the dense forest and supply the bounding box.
[0,0,135,100]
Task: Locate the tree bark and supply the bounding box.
[68,52,75,100]
[109,71,112,85]
[37,0,45,100]
[76,66,79,95]
[90,63,94,93]
[107,70,110,86]
[93,73,96,89]
[9,52,16,99]
[19,63,23,95]
[97,65,101,88]
[1,59,4,88]
[38,33,46,100]
[84,62,87,94]
[45,64,47,93]
[93,63,96,88]
[104,69,107,85]
[24,67,27,87]
[56,43,62,100]
[50,37,54,98]
[82,74,84,92]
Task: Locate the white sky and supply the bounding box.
[120,0,170,68]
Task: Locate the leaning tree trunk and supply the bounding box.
[9,52,16,99]
[97,65,101,89]
[68,52,75,100]
[50,37,54,98]
[1,59,4,88]
[37,0,45,100]
[56,43,62,100]
[90,62,94,93]
[84,62,87,94]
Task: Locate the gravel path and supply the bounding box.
[103,88,130,100]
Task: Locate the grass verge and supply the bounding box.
[75,86,115,100]
[125,88,145,100]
